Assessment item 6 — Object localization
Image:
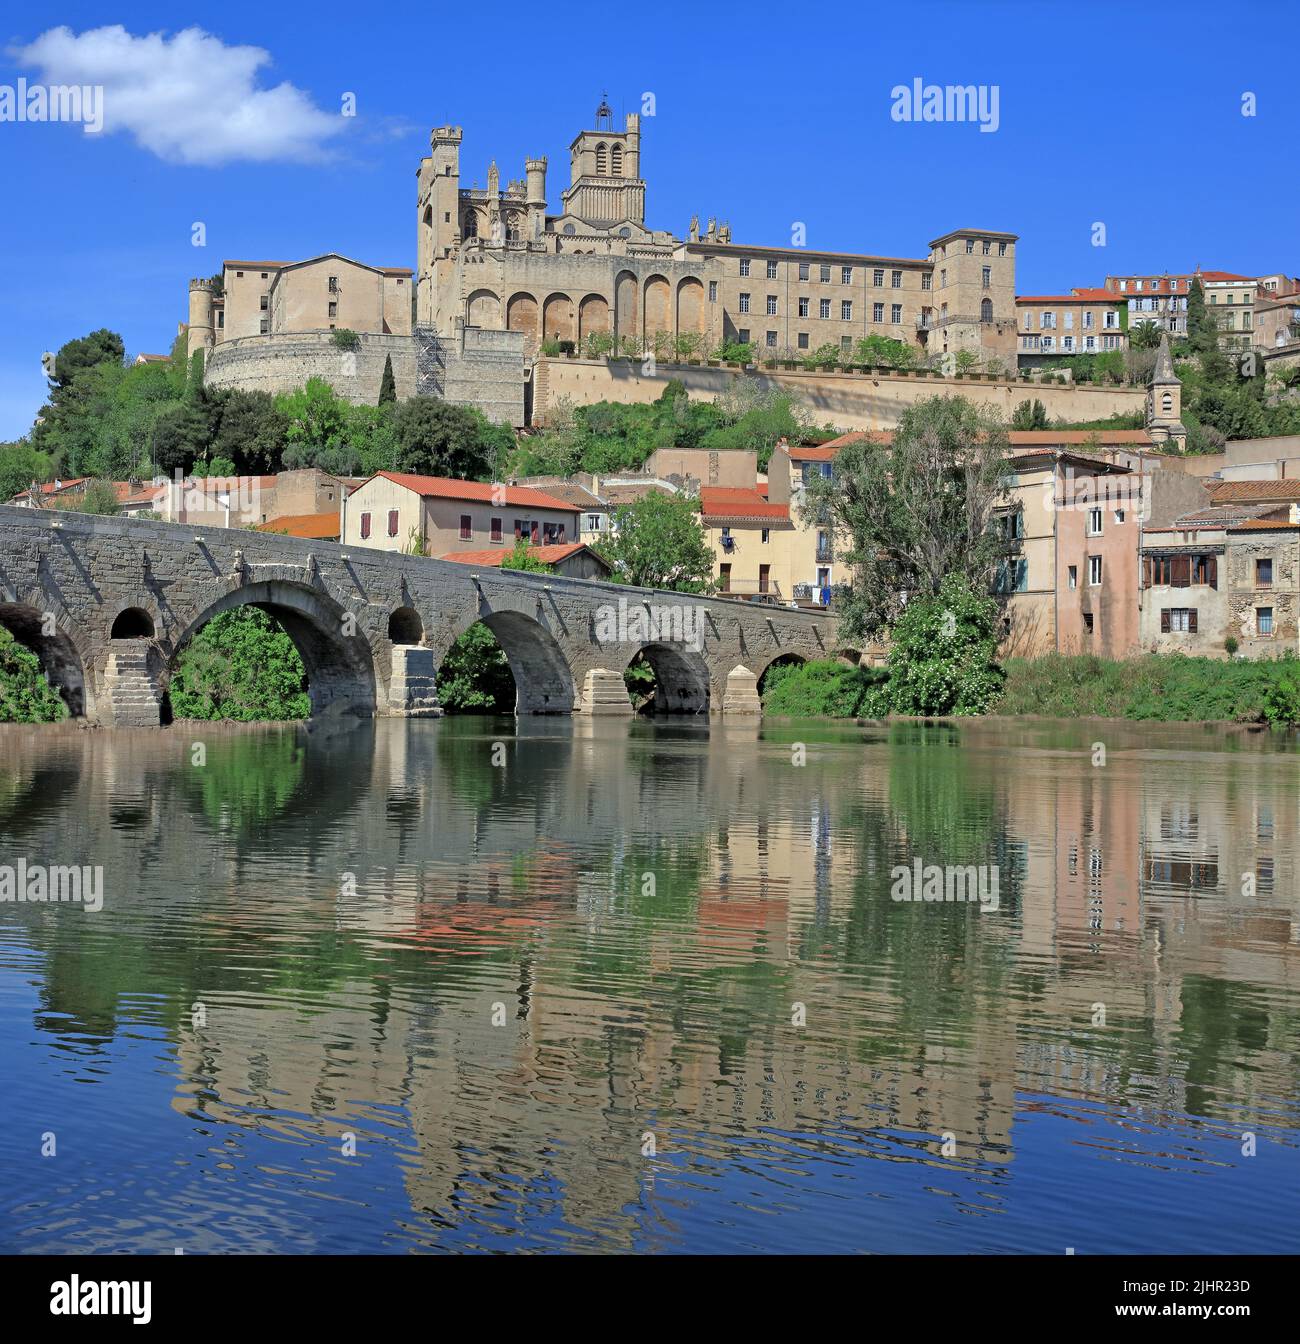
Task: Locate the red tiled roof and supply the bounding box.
[363,471,576,512]
[790,431,893,458]
[1229,518,1300,531]
[1017,291,1120,304]
[1208,480,1300,502]
[699,487,790,522]
[439,542,606,569]
[1200,271,1253,282]
[1007,430,1153,446]
[257,512,340,539]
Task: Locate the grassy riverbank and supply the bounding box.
[760,651,1300,726]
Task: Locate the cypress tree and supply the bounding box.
[378,354,397,404]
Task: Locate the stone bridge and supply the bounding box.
[0,504,843,726]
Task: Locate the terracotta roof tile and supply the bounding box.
[257,512,341,539]
[699,487,790,522]
[439,542,606,568]
[364,471,576,512]
[1208,479,1300,502]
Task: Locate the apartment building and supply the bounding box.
[1201,272,1258,353]
[698,486,797,603]
[1016,289,1128,363]
[1102,273,1194,336]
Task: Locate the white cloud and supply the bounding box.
[11,25,345,166]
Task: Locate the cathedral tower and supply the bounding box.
[561,95,645,227]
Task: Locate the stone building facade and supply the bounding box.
[416,98,1017,367]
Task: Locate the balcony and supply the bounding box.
[716,579,787,605]
[793,582,833,608]
[815,544,833,563]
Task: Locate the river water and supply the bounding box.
[1,716,1297,1254]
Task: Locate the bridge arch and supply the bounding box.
[167,580,377,719]
[757,651,807,696]
[626,643,710,714]
[0,600,89,717]
[110,606,155,639]
[388,606,424,645]
[441,609,576,714]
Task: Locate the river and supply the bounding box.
[1,716,1297,1253]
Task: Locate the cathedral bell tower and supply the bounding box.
[560,94,646,228]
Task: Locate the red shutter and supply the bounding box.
[491,517,502,542]
[387,509,398,537]
[360,512,371,539]
[1189,608,1198,633]
[1172,554,1190,587]
[1160,609,1170,633]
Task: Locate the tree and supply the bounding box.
[886,573,1005,716]
[0,441,55,503]
[499,538,555,572]
[435,623,516,712]
[1130,320,1163,350]
[0,624,68,722]
[1010,398,1047,430]
[169,607,310,721]
[149,398,214,474]
[378,354,397,405]
[392,397,503,479]
[596,490,715,592]
[801,394,1014,640]
[1186,277,1219,356]
[212,390,290,473]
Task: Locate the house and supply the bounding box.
[1139,499,1300,656]
[439,542,612,581]
[343,471,580,556]
[698,486,796,603]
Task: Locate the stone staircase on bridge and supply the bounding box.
[103,640,162,727]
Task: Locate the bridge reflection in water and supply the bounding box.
[0,716,1297,1253]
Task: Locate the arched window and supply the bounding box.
[595,142,608,175]
[463,212,478,238]
[562,223,576,236]
[980,298,993,323]
[1161,391,1173,413]
[617,227,631,238]
[611,143,623,176]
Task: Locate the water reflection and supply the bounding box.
[0,717,1297,1253]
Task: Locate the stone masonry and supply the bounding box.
[0,504,834,727]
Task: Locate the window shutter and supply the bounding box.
[360,512,371,539]
[1142,556,1151,588]
[1207,555,1217,588]
[387,509,398,537]
[1172,554,1190,587]
[1189,609,1198,633]
[1160,609,1170,633]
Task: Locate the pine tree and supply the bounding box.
[378,354,397,405]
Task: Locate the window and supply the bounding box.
[611,143,623,174]
[761,528,770,543]
[739,293,750,313]
[1258,607,1274,635]
[764,259,778,279]
[738,329,750,344]
[995,557,1028,593]
[708,281,717,302]
[259,319,269,334]
[360,512,371,539]
[873,302,884,322]
[921,273,932,291]
[940,269,947,287]
[766,330,777,346]
[459,514,472,540]
[1062,333,1073,350]
[1087,507,1103,536]
[841,335,852,351]
[1256,557,1274,586]
[328,276,340,293]
[260,294,269,311]
[328,301,338,318]
[767,295,778,315]
[385,509,399,538]
[1104,310,1118,328]
[1160,608,1197,633]
[491,517,503,543]
[1114,508,1125,524]
[798,297,810,317]
[1068,565,1078,590]
[797,332,809,349]
[820,264,831,283]
[982,266,991,288]
[1041,312,1056,329]
[982,240,991,255]
[799,262,809,281]
[842,301,853,321]
[820,298,831,319]
[1083,612,1094,635]
[1089,555,1103,586]
[841,266,852,285]
[981,298,994,324]
[965,239,975,254]
[873,268,884,286]
[586,514,601,532]
[891,303,902,323]
[739,259,751,277]
[1083,311,1094,329]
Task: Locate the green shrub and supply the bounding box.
[330,329,360,351]
[169,607,310,721]
[0,624,68,722]
[887,575,1005,716]
[760,659,891,718]
[436,622,515,712]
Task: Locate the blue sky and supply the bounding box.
[1,0,1296,440]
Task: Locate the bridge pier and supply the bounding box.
[578,667,633,715]
[101,639,163,727]
[388,645,442,717]
[720,665,762,715]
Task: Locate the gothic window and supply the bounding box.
[463,212,477,238]
[611,143,623,175]
[596,142,608,175]
[980,298,993,323]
